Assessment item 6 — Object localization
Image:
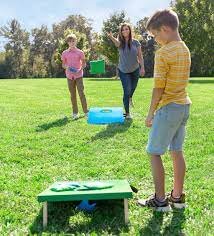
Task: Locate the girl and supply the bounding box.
[108,23,145,119]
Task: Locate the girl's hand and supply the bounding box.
[140,67,145,77]
[107,32,120,47]
[107,31,113,38]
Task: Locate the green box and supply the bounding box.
[89,59,105,74]
[38,180,132,202]
[38,180,132,227]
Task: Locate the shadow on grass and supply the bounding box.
[162,208,186,235]
[36,117,70,132]
[139,209,185,235]
[87,78,118,81]
[91,119,133,141]
[30,200,129,234]
[189,79,214,84]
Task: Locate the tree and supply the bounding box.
[30,25,55,77]
[135,17,156,77]
[100,11,129,71]
[134,17,148,36]
[32,55,48,78]
[52,15,93,47]
[0,51,9,78]
[173,0,214,76]
[0,19,29,78]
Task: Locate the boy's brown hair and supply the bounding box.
[66,33,77,43]
[146,9,179,31]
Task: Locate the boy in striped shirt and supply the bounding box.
[138,9,191,211]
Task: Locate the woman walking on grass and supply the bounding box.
[107,23,145,119]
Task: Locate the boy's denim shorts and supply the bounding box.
[146,103,190,155]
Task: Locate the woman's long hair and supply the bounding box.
[118,23,133,50]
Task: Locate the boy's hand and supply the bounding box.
[145,114,153,127]
[62,64,68,70]
[80,64,87,70]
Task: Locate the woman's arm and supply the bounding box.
[107,32,120,48]
[137,46,145,76]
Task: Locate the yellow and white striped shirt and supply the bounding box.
[154,41,192,108]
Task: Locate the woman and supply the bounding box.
[108,23,145,119]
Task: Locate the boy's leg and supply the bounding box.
[67,78,78,114]
[138,104,186,211]
[76,77,88,113]
[147,107,170,200]
[138,154,170,211]
[118,70,132,114]
[169,104,189,197]
[151,154,165,200]
[170,151,186,197]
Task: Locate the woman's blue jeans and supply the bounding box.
[118,67,140,113]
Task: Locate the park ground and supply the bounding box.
[0,77,213,235]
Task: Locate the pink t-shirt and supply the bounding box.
[61,48,85,80]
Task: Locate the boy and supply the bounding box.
[61,33,88,119]
[138,9,191,211]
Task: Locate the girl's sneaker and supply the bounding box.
[72,113,79,120]
[123,113,132,119]
[168,191,186,209]
[138,194,171,212]
[126,114,132,119]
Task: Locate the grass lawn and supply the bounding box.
[0,77,213,235]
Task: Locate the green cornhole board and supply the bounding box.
[38,180,132,228]
[89,59,105,74]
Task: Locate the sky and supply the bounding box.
[0,0,171,49]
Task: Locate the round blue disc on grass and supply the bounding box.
[87,107,125,124]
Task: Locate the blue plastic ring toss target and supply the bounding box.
[87,107,124,124]
[100,109,112,113]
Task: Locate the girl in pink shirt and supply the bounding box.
[61,34,88,119]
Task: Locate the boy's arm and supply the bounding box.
[61,52,68,69]
[81,53,86,69]
[145,88,164,127]
[145,50,168,127]
[62,64,68,69]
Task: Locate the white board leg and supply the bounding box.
[43,202,48,228]
[124,199,129,224]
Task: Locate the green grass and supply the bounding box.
[0,77,213,235]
